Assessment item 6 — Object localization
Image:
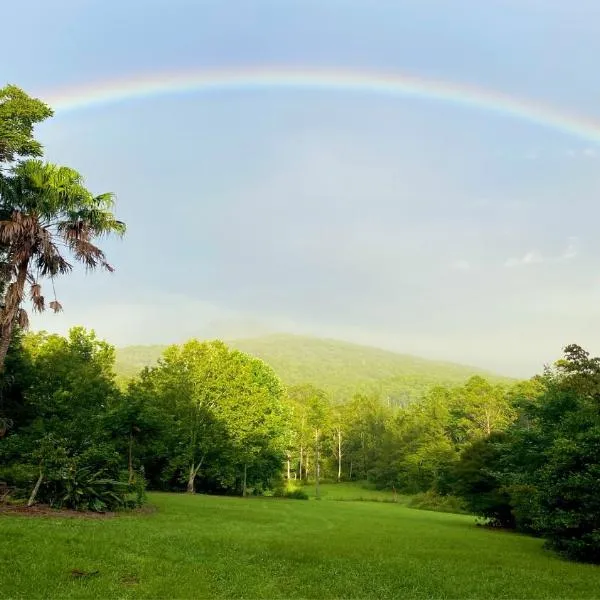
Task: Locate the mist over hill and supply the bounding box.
[115,334,512,402]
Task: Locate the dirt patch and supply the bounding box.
[0,504,116,519]
[0,502,158,519]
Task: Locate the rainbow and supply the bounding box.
[42,67,600,144]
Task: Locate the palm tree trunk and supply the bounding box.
[0,259,28,371]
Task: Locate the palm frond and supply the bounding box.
[48,300,63,313]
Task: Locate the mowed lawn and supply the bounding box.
[1,492,600,599]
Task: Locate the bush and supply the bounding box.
[408,491,467,514]
[452,433,516,527]
[0,464,37,497]
[284,488,309,500]
[535,428,600,563]
[273,481,309,500]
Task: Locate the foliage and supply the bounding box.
[0,160,125,368]
[115,334,512,402]
[122,339,291,495]
[451,344,600,562]
[407,490,467,514]
[0,84,53,164]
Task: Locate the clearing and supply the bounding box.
[1,491,599,599]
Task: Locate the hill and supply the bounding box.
[114,334,513,402]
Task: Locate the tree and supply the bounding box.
[287,384,329,496]
[0,160,125,368]
[330,404,347,482]
[449,376,515,441]
[0,327,137,510]
[0,85,53,165]
[133,340,290,495]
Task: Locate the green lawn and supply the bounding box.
[1,492,599,599]
[299,481,409,503]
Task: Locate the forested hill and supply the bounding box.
[115,334,513,402]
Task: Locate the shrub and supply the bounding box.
[408,491,467,514]
[284,488,309,500]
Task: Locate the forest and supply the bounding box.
[1,82,599,572]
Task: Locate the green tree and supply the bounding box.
[134,340,290,495]
[287,384,329,495]
[0,85,53,165]
[0,160,125,368]
[0,327,134,510]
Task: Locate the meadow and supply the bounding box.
[2,490,599,599]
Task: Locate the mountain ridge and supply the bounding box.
[114,333,514,402]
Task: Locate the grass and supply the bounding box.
[2,492,600,599]
[297,481,410,503]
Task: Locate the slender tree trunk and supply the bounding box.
[0,260,28,371]
[361,431,367,479]
[186,459,203,494]
[337,429,342,482]
[349,460,353,481]
[242,463,248,497]
[305,452,309,481]
[128,433,134,484]
[27,469,43,507]
[315,428,320,500]
[187,465,196,494]
[286,455,291,480]
[299,445,303,480]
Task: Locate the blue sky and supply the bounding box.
[4,0,600,375]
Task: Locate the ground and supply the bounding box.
[1,489,599,599]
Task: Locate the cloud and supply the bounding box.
[504,238,580,268]
[451,259,471,271]
[565,148,598,159]
[561,237,579,260]
[504,251,544,268]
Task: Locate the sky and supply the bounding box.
[3,0,600,376]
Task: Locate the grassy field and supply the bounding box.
[2,492,600,599]
[298,481,409,503]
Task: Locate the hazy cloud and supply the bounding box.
[561,237,579,260]
[451,259,472,271]
[504,251,544,268]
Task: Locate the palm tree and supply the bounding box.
[0,159,125,369]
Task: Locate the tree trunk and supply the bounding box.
[286,455,290,480]
[315,428,320,500]
[242,463,248,497]
[27,469,43,507]
[0,260,28,371]
[305,452,309,481]
[128,433,134,484]
[299,445,303,480]
[349,460,353,481]
[361,431,367,479]
[187,465,196,494]
[337,429,342,482]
